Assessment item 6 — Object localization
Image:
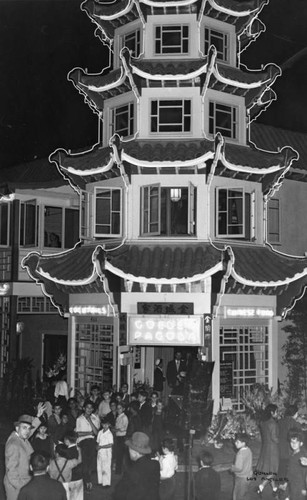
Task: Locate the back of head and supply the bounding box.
[285,404,298,417]
[199,450,214,467]
[30,452,49,472]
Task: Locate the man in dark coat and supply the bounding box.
[17,452,66,500]
[137,390,153,435]
[113,432,160,500]
[166,352,187,395]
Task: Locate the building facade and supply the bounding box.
[18,0,307,412]
[0,160,80,382]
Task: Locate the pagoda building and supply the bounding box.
[23,0,307,411]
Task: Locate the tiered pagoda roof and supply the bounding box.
[69,48,280,119]
[50,132,298,196]
[81,0,268,44]
[22,241,307,319]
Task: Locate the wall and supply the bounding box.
[273,179,307,255]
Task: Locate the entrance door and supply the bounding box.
[43,334,67,379]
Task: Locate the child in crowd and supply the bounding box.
[120,383,130,408]
[54,412,70,444]
[126,400,142,438]
[97,418,114,487]
[48,403,63,454]
[66,397,81,431]
[98,390,112,420]
[230,432,253,500]
[158,438,178,500]
[283,429,307,500]
[151,400,165,453]
[49,442,82,483]
[31,422,52,457]
[87,385,101,411]
[64,432,82,481]
[114,403,128,475]
[107,401,118,430]
[194,450,221,500]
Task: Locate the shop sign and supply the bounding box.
[137,302,193,315]
[128,315,203,346]
[69,305,110,315]
[224,307,274,319]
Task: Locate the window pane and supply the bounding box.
[44,206,62,247]
[0,204,8,245]
[64,209,79,248]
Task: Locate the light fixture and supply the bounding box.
[170,188,181,202]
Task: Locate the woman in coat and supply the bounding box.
[256,404,279,496]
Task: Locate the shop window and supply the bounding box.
[0,203,9,246]
[204,27,229,62]
[209,101,238,139]
[20,199,38,247]
[220,325,269,411]
[155,25,189,55]
[122,29,141,57]
[94,187,122,237]
[267,198,280,244]
[141,184,196,236]
[216,188,252,239]
[110,103,134,138]
[75,319,114,393]
[44,206,79,249]
[151,99,191,133]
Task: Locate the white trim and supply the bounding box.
[105,260,223,284]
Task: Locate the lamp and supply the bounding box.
[170,188,181,202]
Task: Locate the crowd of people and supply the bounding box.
[3,382,181,500]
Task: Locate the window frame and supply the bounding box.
[94,187,122,238]
[216,187,246,239]
[43,205,79,249]
[267,198,281,244]
[154,24,189,55]
[109,102,134,138]
[0,203,10,247]
[141,183,196,237]
[204,26,229,63]
[20,199,38,247]
[209,100,238,140]
[150,99,192,134]
[121,29,141,57]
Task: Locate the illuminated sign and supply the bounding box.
[69,305,110,315]
[0,283,10,296]
[128,315,203,346]
[225,307,274,319]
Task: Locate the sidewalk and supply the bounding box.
[0,416,276,499]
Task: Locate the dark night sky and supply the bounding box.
[1,0,307,170]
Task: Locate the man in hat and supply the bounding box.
[113,431,160,500]
[4,403,46,500]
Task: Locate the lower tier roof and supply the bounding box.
[22,242,307,319]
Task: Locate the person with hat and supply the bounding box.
[113,431,160,500]
[4,403,46,500]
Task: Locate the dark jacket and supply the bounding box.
[194,466,221,500]
[257,417,279,473]
[113,455,160,500]
[138,402,153,432]
[153,367,165,392]
[17,473,66,500]
[166,360,186,388]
